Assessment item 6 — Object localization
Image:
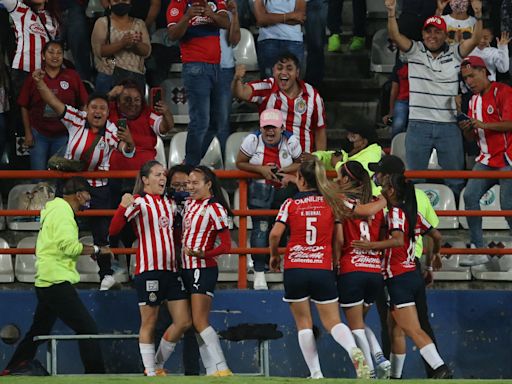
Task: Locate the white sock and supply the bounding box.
[352,329,375,372]
[297,329,323,378]
[390,353,406,379]
[330,323,358,355]
[419,343,444,370]
[196,333,215,375]
[139,343,156,376]
[364,326,385,360]
[155,338,176,370]
[200,326,229,372]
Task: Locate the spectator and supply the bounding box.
[91,0,151,94]
[31,69,136,291]
[382,57,410,138]
[236,108,302,290]
[100,0,162,29]
[201,0,241,158]
[386,0,483,197]
[252,0,305,78]
[471,27,510,81]
[437,0,476,44]
[18,40,88,170]
[327,0,366,52]
[2,177,107,376]
[167,0,229,166]
[233,52,327,153]
[459,56,512,260]
[304,0,327,88]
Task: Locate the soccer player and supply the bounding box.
[181,166,233,376]
[336,161,391,379]
[269,158,371,379]
[109,160,191,376]
[352,174,452,379]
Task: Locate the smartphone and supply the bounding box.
[117,118,127,131]
[150,87,163,109]
[456,113,471,123]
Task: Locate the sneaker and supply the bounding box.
[349,36,366,52]
[253,271,268,290]
[144,368,166,376]
[328,34,342,52]
[308,370,324,379]
[376,359,391,379]
[350,347,371,379]
[432,364,453,379]
[211,368,233,377]
[459,244,490,266]
[100,275,116,291]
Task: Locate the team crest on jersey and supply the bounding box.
[487,105,494,115]
[295,97,307,114]
[159,216,170,228]
[170,7,179,16]
[98,141,106,150]
[149,292,157,302]
[281,151,288,159]
[60,81,69,90]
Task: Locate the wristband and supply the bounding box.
[93,245,100,255]
[426,266,433,271]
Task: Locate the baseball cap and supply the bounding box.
[368,155,405,174]
[260,108,283,128]
[423,16,447,32]
[461,56,490,75]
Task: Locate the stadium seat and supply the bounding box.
[161,78,189,125]
[85,0,103,17]
[155,136,166,166]
[224,132,250,170]
[370,29,396,73]
[168,132,224,169]
[14,236,38,283]
[7,184,47,231]
[233,187,253,229]
[0,238,14,283]
[415,183,459,229]
[77,236,128,283]
[0,193,5,231]
[233,28,259,72]
[390,133,441,170]
[459,185,509,230]
[433,242,471,281]
[471,255,512,281]
[218,240,240,282]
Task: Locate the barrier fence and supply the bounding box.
[1,169,512,289]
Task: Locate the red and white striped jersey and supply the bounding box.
[468,82,512,168]
[276,191,335,271]
[61,106,120,187]
[181,198,229,269]
[4,0,59,72]
[125,194,178,274]
[382,207,431,279]
[248,78,326,153]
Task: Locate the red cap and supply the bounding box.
[423,16,447,32]
[461,56,490,74]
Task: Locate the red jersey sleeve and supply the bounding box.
[497,84,512,121]
[125,196,143,222]
[416,212,432,235]
[247,78,273,104]
[209,202,229,231]
[311,91,326,130]
[166,0,186,26]
[276,198,293,225]
[388,207,406,233]
[109,204,128,236]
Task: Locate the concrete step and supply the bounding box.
[323,50,371,79]
[319,76,384,102]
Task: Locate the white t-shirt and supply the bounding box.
[442,14,476,44]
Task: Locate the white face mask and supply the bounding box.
[450,0,469,13]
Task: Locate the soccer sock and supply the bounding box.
[364,325,386,363]
[330,323,358,355]
[139,343,156,376]
[200,326,229,372]
[419,343,444,370]
[155,338,176,370]
[352,329,375,372]
[297,329,323,378]
[196,333,215,375]
[390,353,406,379]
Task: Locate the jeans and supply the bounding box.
[405,120,465,197]
[463,162,512,247]
[95,72,113,95]
[201,67,234,158]
[327,0,366,36]
[182,62,221,166]
[391,100,409,138]
[30,128,68,170]
[90,185,113,279]
[5,282,105,373]
[304,0,327,88]
[257,39,304,79]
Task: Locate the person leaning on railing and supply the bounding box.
[31,68,136,291]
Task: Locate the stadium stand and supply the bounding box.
[459,185,510,230]
[155,136,166,167]
[370,29,396,73]
[14,236,38,283]
[167,132,224,169]
[433,241,472,281]
[415,183,459,229]
[0,238,14,283]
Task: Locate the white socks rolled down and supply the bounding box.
[419,343,444,370]
[139,343,156,376]
[390,353,406,379]
[200,326,229,373]
[352,329,375,372]
[330,323,358,355]
[155,338,176,370]
[297,329,323,379]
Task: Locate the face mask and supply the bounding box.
[80,200,91,211]
[111,3,132,16]
[171,190,190,203]
[449,0,468,13]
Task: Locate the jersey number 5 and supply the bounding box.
[306,217,318,245]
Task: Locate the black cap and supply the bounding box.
[368,155,405,174]
[345,124,378,144]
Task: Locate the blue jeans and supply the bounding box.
[201,67,234,158]
[95,72,113,95]
[463,162,512,247]
[304,0,327,88]
[391,100,409,138]
[405,120,465,197]
[30,128,68,170]
[182,62,221,166]
[327,0,366,36]
[257,39,304,79]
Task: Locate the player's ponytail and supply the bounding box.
[193,166,233,216]
[338,161,372,204]
[388,173,417,240]
[133,160,162,196]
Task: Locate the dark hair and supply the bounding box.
[168,164,193,181]
[192,166,232,216]
[62,177,90,195]
[133,160,164,195]
[339,161,372,204]
[25,0,61,25]
[274,52,301,70]
[87,92,109,106]
[42,39,64,55]
[387,173,417,240]
[117,78,145,104]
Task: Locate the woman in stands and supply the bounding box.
[336,161,391,379]
[269,158,370,379]
[109,160,191,376]
[181,166,233,376]
[352,174,451,379]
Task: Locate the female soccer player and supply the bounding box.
[269,158,370,379]
[337,161,391,379]
[181,166,233,376]
[109,160,191,376]
[352,174,452,379]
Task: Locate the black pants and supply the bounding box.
[5,282,105,373]
[91,185,113,279]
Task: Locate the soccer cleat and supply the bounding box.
[144,368,166,376]
[349,36,366,52]
[100,275,116,291]
[211,368,233,377]
[253,271,268,290]
[432,364,453,379]
[351,347,371,379]
[376,359,391,379]
[328,34,342,52]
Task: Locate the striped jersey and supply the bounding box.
[382,207,432,279]
[247,77,326,153]
[125,194,178,274]
[4,0,59,72]
[61,106,120,187]
[405,41,462,123]
[181,198,229,269]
